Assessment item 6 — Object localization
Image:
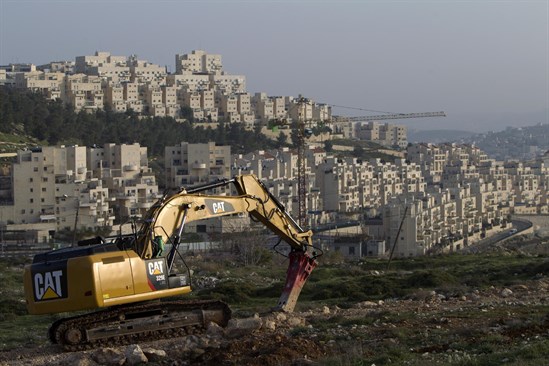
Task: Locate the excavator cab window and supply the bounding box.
[152,235,165,258]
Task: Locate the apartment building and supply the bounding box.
[14,71,64,100]
[0,143,160,243]
[64,74,103,111]
[165,142,231,192]
[8,146,114,233]
[407,143,447,184]
[10,50,340,135]
[87,143,160,220]
[175,50,222,75]
[351,122,407,148]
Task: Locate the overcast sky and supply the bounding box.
[0,0,547,132]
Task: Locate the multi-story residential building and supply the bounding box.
[104,83,126,112]
[64,74,103,111]
[75,51,127,75]
[9,146,114,232]
[165,142,231,191]
[14,71,64,100]
[0,143,159,243]
[253,93,274,122]
[128,55,167,85]
[87,143,160,220]
[407,143,447,184]
[175,50,222,75]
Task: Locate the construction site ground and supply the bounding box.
[1,234,549,365]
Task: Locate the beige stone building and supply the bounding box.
[165,142,231,192]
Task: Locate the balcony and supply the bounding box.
[124,164,138,171]
[192,162,207,169]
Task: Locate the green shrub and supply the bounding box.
[405,269,458,288]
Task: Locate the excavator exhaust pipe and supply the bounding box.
[274,251,317,312]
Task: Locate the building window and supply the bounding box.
[42,188,46,192]
[34,167,38,172]
[30,199,33,203]
[30,188,33,192]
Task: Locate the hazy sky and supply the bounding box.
[1,0,548,132]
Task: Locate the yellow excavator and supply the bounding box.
[23,174,319,349]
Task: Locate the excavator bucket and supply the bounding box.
[274,251,317,312]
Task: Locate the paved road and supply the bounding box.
[460,219,532,254]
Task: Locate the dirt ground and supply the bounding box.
[1,275,548,365]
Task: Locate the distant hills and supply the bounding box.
[408,124,549,160]
[408,129,477,143]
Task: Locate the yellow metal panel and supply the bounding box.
[96,252,134,299]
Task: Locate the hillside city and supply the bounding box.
[0,50,548,259]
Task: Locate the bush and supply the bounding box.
[404,269,458,288]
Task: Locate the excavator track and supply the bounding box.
[48,299,231,351]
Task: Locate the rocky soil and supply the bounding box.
[1,276,548,366]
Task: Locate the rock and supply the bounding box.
[264,320,276,331]
[142,348,167,362]
[206,321,225,337]
[275,312,287,322]
[287,316,305,327]
[355,301,378,308]
[226,317,263,338]
[500,288,513,298]
[322,306,330,314]
[124,344,148,365]
[513,284,529,291]
[92,348,126,366]
[59,353,98,366]
[183,335,202,350]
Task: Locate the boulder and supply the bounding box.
[91,348,125,366]
[124,344,148,365]
[226,317,263,338]
[142,348,167,362]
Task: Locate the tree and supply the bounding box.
[324,140,333,152]
[352,145,364,158]
[180,106,194,122]
[276,132,288,148]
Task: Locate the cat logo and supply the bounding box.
[34,270,64,301]
[148,260,164,276]
[212,201,226,214]
[205,199,235,215]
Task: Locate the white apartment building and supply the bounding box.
[175,50,222,75]
[14,71,64,100]
[165,142,231,191]
[407,143,448,184]
[87,143,160,220]
[128,56,167,85]
[9,146,114,234]
[75,51,127,75]
[64,74,103,111]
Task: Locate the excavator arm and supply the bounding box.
[136,174,318,311]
